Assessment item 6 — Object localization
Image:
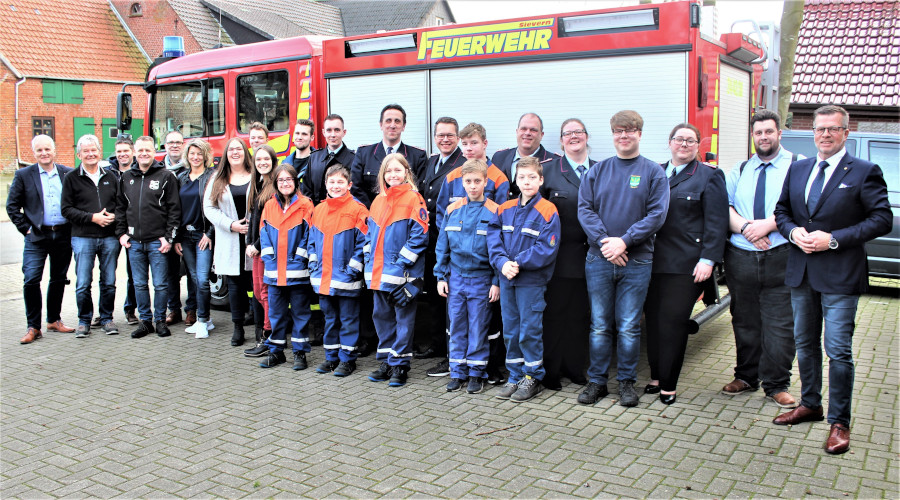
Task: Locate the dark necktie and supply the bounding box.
[386,146,393,155]
[325,152,335,163]
[436,159,443,174]
[807,161,829,213]
[576,165,586,179]
[753,163,770,220]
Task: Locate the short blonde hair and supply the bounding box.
[460,158,488,178]
[182,139,214,169]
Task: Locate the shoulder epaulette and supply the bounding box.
[533,198,559,221]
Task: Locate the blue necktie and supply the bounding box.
[753,163,770,220]
[576,165,586,180]
[386,146,393,155]
[807,161,829,213]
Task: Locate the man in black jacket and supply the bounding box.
[61,134,121,338]
[107,137,139,325]
[491,113,558,198]
[301,114,355,205]
[115,136,181,338]
[6,134,76,343]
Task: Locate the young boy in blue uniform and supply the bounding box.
[487,156,561,402]
[308,164,369,377]
[434,159,501,394]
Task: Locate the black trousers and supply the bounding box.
[645,273,703,392]
[422,238,448,355]
[542,276,590,387]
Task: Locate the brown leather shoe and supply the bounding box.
[773,405,824,425]
[46,320,75,333]
[722,379,757,395]
[20,327,42,344]
[825,424,850,454]
[165,310,182,326]
[184,310,197,327]
[768,391,798,408]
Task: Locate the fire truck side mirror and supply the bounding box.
[705,152,717,162]
[117,92,133,132]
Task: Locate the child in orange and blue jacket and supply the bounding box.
[258,164,315,370]
[364,153,429,388]
[307,164,368,377]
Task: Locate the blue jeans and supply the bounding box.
[123,254,136,314]
[499,283,546,383]
[22,230,72,329]
[166,249,182,312]
[319,295,360,362]
[180,231,212,321]
[265,284,312,354]
[127,240,169,323]
[447,275,492,379]
[585,253,652,385]
[791,281,858,427]
[71,236,120,326]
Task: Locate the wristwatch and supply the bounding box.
[740,222,751,234]
[828,236,839,250]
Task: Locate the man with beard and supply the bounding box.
[722,110,802,409]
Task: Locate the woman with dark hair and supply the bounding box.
[203,137,258,346]
[540,118,594,390]
[242,145,278,355]
[644,123,728,404]
[177,139,216,339]
[257,164,316,370]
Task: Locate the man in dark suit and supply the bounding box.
[6,134,76,343]
[773,105,892,455]
[414,117,465,360]
[349,104,427,208]
[491,113,559,198]
[301,114,356,205]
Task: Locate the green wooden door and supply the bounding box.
[72,117,95,167]
[101,118,117,160]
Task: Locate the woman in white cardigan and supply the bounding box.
[203,138,259,346]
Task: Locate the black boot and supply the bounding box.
[231,323,245,346]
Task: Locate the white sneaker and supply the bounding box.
[194,321,209,339]
[185,322,198,334]
[205,320,215,331]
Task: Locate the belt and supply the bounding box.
[727,243,789,256]
[41,224,67,232]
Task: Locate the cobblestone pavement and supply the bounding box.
[1,251,897,498]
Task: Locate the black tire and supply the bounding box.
[209,273,229,310]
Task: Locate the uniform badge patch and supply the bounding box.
[629,175,641,188]
[419,208,428,222]
[549,234,557,247]
[149,180,160,190]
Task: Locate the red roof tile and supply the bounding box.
[0,0,148,82]
[792,0,899,107]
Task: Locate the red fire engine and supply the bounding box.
[118,0,770,170]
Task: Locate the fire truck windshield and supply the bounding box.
[151,78,225,149]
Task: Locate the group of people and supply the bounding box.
[7,103,890,456]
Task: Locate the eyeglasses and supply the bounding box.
[670,137,698,146]
[561,129,586,138]
[276,178,295,185]
[612,128,640,136]
[435,133,457,140]
[814,126,846,135]
[166,141,183,146]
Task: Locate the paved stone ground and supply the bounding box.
[1,252,897,498]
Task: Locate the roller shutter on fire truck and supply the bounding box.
[717,63,752,171]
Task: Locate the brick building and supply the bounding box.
[0,0,149,170]
[790,0,899,132]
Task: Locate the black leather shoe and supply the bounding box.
[155,321,171,337]
[487,370,505,385]
[660,393,677,405]
[131,320,154,338]
[231,324,245,346]
[356,338,376,357]
[542,377,562,391]
[644,384,661,394]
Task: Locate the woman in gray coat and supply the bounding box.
[203,138,259,346]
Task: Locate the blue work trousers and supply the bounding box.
[319,294,360,362]
[499,283,546,383]
[447,274,492,379]
[265,284,312,354]
[372,290,415,367]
